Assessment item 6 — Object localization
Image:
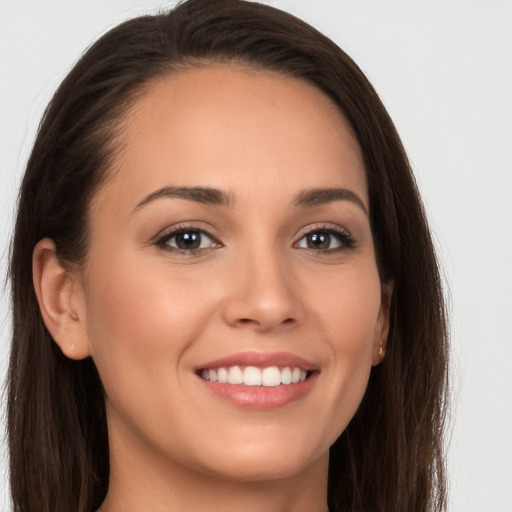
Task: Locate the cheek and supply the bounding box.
[82,254,215,400]
[306,266,381,430]
[310,261,382,351]
[332,275,381,375]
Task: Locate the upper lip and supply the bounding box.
[196,351,318,372]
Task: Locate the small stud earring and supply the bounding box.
[379,339,384,356]
[70,343,76,351]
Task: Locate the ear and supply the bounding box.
[372,280,393,366]
[32,238,91,360]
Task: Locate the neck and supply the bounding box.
[98,416,329,512]
[100,466,329,512]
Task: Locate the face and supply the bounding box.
[78,66,389,483]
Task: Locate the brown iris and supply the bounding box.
[306,232,331,249]
[175,231,202,250]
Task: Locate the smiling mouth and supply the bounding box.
[197,365,312,387]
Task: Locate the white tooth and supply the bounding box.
[218,367,228,383]
[281,367,292,385]
[291,367,301,383]
[299,370,307,382]
[228,366,244,384]
[201,369,210,380]
[209,369,218,382]
[262,366,281,387]
[243,366,262,386]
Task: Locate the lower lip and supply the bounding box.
[197,373,317,409]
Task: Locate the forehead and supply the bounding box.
[94,64,367,211]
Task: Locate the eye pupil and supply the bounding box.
[176,231,201,249]
[307,232,330,249]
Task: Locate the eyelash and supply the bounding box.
[155,224,357,255]
[155,224,221,255]
[294,225,357,253]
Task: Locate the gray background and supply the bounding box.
[1,1,511,510]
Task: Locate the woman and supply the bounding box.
[7,0,449,511]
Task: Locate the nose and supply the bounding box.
[222,249,303,333]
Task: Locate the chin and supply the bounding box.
[191,433,329,483]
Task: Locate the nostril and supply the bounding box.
[236,316,295,328]
[238,318,255,325]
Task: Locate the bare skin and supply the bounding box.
[33,65,390,512]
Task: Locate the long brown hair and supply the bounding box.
[7,1,449,511]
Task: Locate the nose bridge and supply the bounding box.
[223,237,301,331]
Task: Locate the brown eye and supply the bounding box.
[296,227,356,251]
[160,229,218,252]
[297,230,342,250]
[305,232,332,249]
[174,231,202,250]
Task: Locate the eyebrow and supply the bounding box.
[293,188,368,215]
[133,186,235,212]
[133,185,368,215]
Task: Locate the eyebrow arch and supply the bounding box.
[293,187,368,215]
[133,186,235,212]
